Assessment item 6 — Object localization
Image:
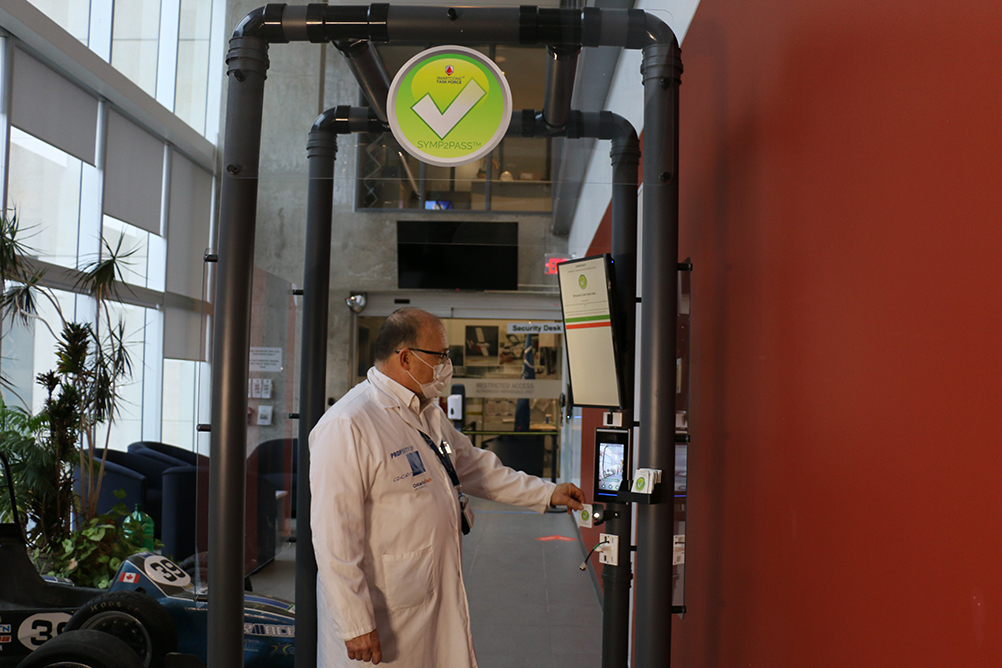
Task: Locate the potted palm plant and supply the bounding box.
[0,208,146,585]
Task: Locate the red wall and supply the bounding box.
[670,0,1002,665]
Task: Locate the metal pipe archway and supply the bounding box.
[209,6,681,668]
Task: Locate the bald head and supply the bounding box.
[373,308,443,365]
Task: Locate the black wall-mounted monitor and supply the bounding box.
[397,220,518,290]
[594,427,632,501]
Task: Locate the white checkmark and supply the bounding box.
[411,79,487,139]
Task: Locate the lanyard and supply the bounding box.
[418,430,461,490]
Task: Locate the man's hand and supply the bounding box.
[550,482,586,511]
[345,630,382,664]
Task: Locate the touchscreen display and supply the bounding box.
[598,441,625,493]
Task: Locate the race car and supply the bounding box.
[0,454,295,668]
[1,547,296,668]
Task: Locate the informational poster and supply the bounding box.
[249,347,283,372]
[557,256,621,407]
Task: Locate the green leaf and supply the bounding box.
[82,526,106,541]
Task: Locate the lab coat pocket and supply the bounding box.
[382,544,435,610]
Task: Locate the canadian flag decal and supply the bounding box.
[445,65,454,75]
[119,572,140,583]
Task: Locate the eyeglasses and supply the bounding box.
[397,348,451,362]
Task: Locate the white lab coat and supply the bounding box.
[310,367,556,668]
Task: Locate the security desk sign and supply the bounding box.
[388,45,512,168]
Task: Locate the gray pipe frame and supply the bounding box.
[334,41,392,124]
[296,105,383,668]
[605,128,640,668]
[209,32,270,668]
[542,47,580,130]
[212,8,679,668]
[635,32,683,668]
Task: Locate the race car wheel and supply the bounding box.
[15,629,144,668]
[65,592,177,668]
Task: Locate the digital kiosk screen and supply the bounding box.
[557,255,622,408]
[594,428,631,500]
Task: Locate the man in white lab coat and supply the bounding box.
[311,308,585,666]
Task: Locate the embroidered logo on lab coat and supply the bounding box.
[406,451,426,476]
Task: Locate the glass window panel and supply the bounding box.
[0,289,87,413]
[7,128,82,270]
[147,232,167,292]
[24,0,90,45]
[101,215,165,291]
[161,358,197,450]
[174,0,212,134]
[111,0,162,97]
[142,307,164,441]
[95,301,151,450]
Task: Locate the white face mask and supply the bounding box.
[407,353,453,400]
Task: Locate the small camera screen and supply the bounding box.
[598,441,625,493]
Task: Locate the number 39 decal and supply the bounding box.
[18,613,71,650]
[143,555,192,588]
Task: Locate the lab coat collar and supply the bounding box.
[367,366,433,418]
[368,367,442,437]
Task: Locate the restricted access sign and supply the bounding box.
[387,45,512,168]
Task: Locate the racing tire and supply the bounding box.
[65,591,178,668]
[15,629,144,668]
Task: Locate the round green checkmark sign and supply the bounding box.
[387,45,512,168]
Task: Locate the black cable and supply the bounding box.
[579,540,610,570]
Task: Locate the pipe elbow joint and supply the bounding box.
[333,39,365,57]
[607,113,638,143]
[310,107,341,134]
[642,13,678,49]
[232,4,287,41]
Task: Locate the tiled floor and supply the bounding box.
[252,497,602,667]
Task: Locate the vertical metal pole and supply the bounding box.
[208,34,269,668]
[542,47,579,130]
[0,32,13,212]
[635,35,683,668]
[295,125,336,668]
[604,130,640,668]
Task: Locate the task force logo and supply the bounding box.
[388,45,512,168]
